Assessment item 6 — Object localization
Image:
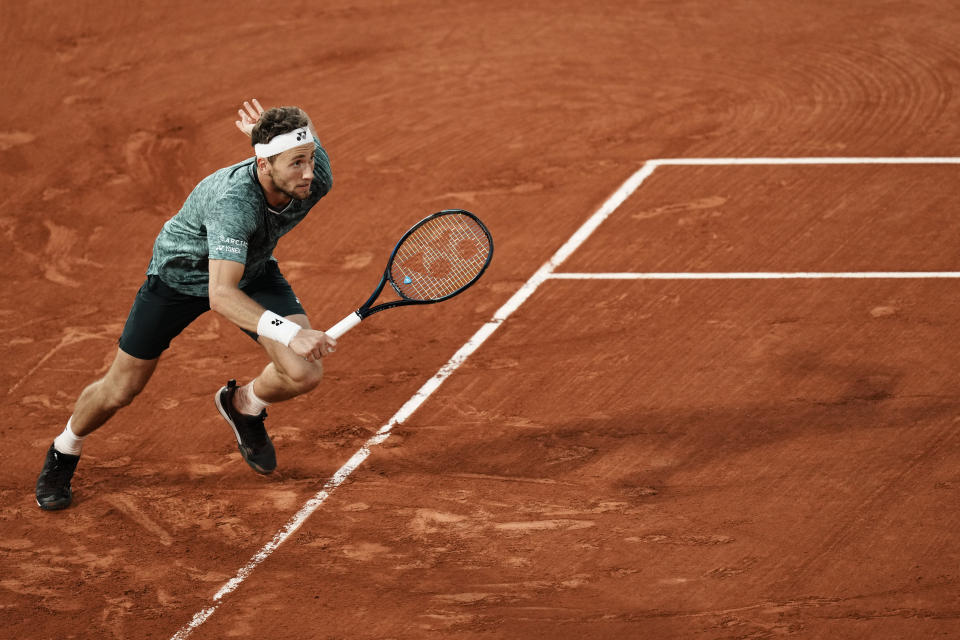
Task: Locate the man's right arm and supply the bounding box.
[208,259,335,361]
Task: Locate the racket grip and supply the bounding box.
[326,311,362,340]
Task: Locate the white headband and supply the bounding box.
[254,127,312,158]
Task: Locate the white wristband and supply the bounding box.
[257,311,302,346]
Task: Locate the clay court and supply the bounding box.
[3,1,960,638]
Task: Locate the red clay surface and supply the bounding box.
[3,1,960,639]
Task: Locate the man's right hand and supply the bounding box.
[289,329,337,362]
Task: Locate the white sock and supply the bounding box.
[234,379,270,416]
[53,417,86,456]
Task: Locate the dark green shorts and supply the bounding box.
[118,261,307,360]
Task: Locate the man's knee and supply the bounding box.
[99,351,156,410]
[279,360,324,395]
[100,378,147,410]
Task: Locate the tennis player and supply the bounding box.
[35,99,336,510]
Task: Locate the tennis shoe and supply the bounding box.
[215,379,276,474]
[35,444,80,510]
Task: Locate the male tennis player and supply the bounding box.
[35,99,336,510]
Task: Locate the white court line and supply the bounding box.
[168,164,660,640]
[652,157,960,166]
[169,156,960,638]
[550,272,960,280]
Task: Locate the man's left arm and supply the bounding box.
[236,99,264,137]
[235,99,317,139]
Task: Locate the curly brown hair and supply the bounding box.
[251,106,310,147]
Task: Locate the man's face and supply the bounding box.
[266,142,315,201]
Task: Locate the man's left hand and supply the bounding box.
[235,99,265,137]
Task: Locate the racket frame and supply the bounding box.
[326,209,493,339]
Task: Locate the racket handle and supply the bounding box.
[326,311,362,340]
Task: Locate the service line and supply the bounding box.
[651,157,960,166]
[550,272,960,280]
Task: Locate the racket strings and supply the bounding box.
[396,226,481,297]
[392,214,491,301]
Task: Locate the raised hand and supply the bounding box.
[235,99,265,137]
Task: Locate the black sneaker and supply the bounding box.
[215,379,276,474]
[36,444,80,510]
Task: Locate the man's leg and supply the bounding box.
[215,314,324,475]
[251,314,325,403]
[36,348,158,510]
[70,348,160,436]
[37,274,209,509]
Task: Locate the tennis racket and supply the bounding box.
[325,209,493,339]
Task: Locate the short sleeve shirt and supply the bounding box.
[146,137,332,296]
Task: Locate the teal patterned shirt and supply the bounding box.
[146,137,331,296]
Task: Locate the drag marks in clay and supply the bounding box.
[0,131,36,151]
[625,533,735,546]
[104,493,174,547]
[8,324,122,396]
[631,195,728,222]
